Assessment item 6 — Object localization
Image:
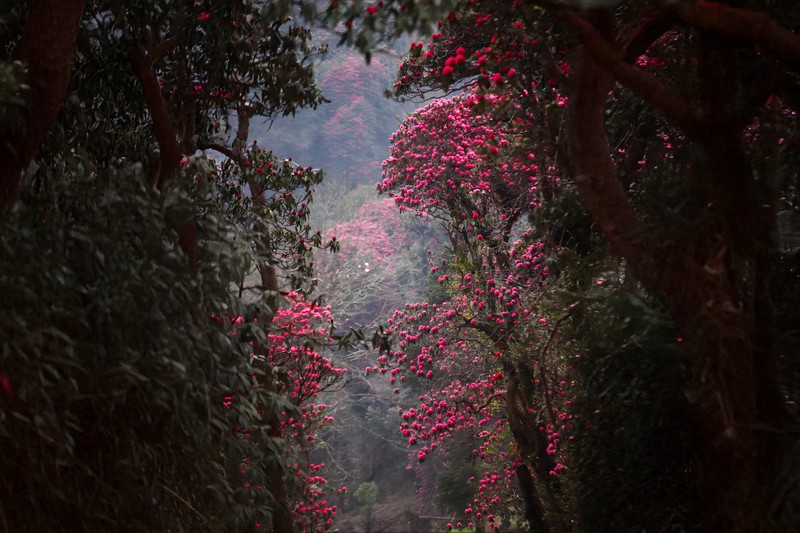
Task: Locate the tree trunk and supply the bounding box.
[503,358,567,532]
[564,23,779,530]
[0,0,86,210]
[127,41,182,187]
[514,462,550,533]
[257,262,296,533]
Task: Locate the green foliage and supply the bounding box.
[354,481,379,510]
[568,291,703,531]
[434,445,478,516]
[0,2,353,530]
[7,0,326,186]
[211,144,328,288]
[0,1,390,532]
[0,175,269,530]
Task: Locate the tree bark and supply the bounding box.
[563,12,781,529]
[259,266,297,533]
[127,41,182,187]
[671,0,800,66]
[514,462,549,533]
[123,22,197,268]
[499,350,567,532]
[0,0,86,211]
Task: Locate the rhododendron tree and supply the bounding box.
[364,0,800,529]
[315,197,429,329]
[377,95,573,531]
[226,292,346,532]
[379,94,554,220]
[186,135,348,533]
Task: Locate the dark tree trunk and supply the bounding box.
[514,462,550,533]
[0,0,86,210]
[127,41,182,187]
[563,10,790,529]
[503,357,567,532]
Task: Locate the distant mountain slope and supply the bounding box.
[252,41,418,189]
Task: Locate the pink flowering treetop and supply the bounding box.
[376,95,573,531]
[315,197,429,329]
[380,94,548,223]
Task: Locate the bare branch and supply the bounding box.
[196,140,238,161]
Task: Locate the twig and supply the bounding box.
[160,483,210,525]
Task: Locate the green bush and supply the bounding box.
[0,177,268,530]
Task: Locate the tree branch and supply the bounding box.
[110,2,196,268]
[196,140,237,161]
[670,0,800,66]
[108,0,181,186]
[197,106,251,165]
[564,11,705,141]
[564,36,645,263]
[152,36,180,62]
[127,41,182,187]
[621,9,676,63]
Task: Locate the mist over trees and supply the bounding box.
[2,1,800,532]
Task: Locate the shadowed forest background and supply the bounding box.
[2,1,800,532]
